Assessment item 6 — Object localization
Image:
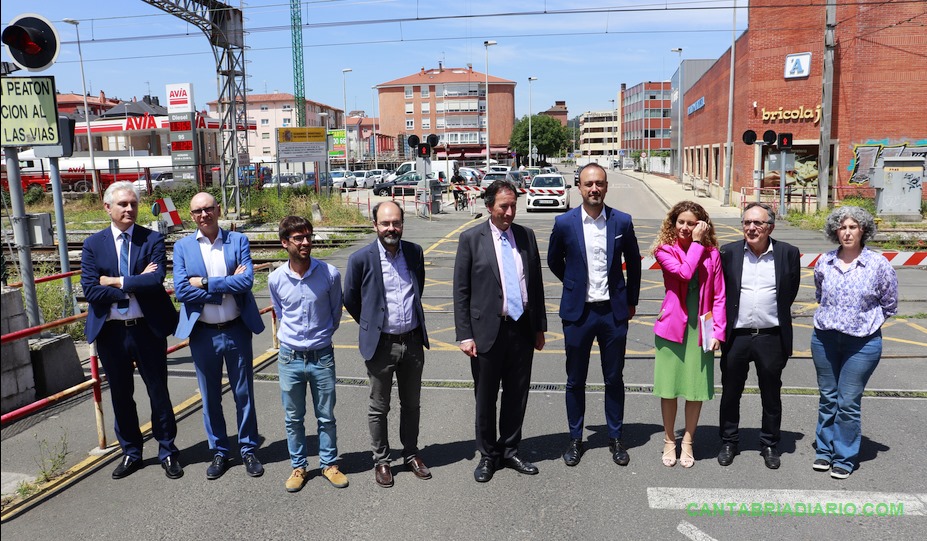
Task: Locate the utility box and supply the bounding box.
[872,156,924,222]
[429,180,444,214]
[27,213,55,247]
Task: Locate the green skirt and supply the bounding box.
[653,274,714,401]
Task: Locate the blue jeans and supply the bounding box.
[278,344,338,469]
[810,328,882,472]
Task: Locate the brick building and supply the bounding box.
[376,64,516,163]
[680,0,926,205]
[541,100,569,127]
[622,81,673,155]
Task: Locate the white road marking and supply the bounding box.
[677,521,717,541]
[649,487,927,517]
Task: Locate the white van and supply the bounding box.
[387,159,459,181]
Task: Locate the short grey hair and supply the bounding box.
[742,202,776,224]
[103,181,140,205]
[824,205,877,245]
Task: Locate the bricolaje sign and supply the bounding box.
[1,76,59,146]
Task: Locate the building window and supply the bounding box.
[260,104,269,111]
[262,147,271,155]
[282,104,292,110]
[421,103,430,114]
[421,86,430,98]
[421,118,431,130]
[262,133,270,139]
[282,118,291,126]
[406,118,414,130]
[260,119,269,126]
[405,103,414,114]
[436,117,445,129]
[405,86,413,99]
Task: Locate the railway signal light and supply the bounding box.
[417,143,431,158]
[777,132,793,150]
[2,14,60,72]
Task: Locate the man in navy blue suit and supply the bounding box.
[344,201,431,488]
[173,192,266,480]
[80,181,181,479]
[548,163,642,467]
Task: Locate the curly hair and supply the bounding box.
[651,200,718,254]
[823,205,877,245]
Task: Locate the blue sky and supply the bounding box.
[2,1,748,120]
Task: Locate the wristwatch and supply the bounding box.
[201,276,209,289]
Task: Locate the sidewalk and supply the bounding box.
[619,168,743,220]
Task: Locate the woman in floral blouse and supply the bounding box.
[810,206,898,480]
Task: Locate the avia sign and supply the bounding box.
[165,83,194,114]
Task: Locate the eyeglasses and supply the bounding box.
[742,220,771,228]
[191,206,216,216]
[287,234,312,243]
[376,221,403,229]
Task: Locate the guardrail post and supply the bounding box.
[88,342,109,451]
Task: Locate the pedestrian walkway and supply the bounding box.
[619,169,742,219]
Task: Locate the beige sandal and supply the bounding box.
[662,438,677,467]
[680,439,695,468]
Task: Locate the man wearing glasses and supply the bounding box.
[717,202,801,469]
[269,216,349,493]
[173,192,266,480]
[344,201,431,488]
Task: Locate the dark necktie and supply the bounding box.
[117,232,130,314]
[500,232,523,321]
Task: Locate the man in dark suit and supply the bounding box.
[344,201,431,488]
[80,181,181,480]
[718,202,801,469]
[454,180,547,483]
[173,192,266,480]
[548,163,641,467]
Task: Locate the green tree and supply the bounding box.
[509,115,570,164]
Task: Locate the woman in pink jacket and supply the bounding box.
[652,201,726,468]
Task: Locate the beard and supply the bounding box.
[380,233,400,246]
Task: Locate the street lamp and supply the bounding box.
[319,112,330,181]
[528,76,537,167]
[62,18,99,194]
[342,68,352,170]
[671,47,684,184]
[609,99,616,169]
[484,40,496,171]
[371,86,379,169]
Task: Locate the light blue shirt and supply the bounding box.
[813,247,898,337]
[269,257,342,351]
[378,240,418,335]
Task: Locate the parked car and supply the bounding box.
[373,172,435,196]
[366,169,389,183]
[509,170,530,189]
[573,164,587,186]
[526,174,570,211]
[489,165,511,173]
[262,173,304,190]
[331,170,357,190]
[133,171,177,192]
[525,167,543,178]
[458,167,482,185]
[480,171,519,189]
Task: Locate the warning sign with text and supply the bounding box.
[1,76,60,146]
[277,127,327,163]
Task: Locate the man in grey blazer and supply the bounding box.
[344,201,431,488]
[454,180,547,483]
[718,202,801,469]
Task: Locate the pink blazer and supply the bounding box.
[653,241,726,345]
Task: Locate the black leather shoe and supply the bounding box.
[206,454,229,480]
[717,442,739,466]
[761,446,781,470]
[112,455,142,479]
[609,439,630,466]
[504,455,539,475]
[243,453,264,478]
[474,457,495,483]
[162,455,184,479]
[562,439,584,467]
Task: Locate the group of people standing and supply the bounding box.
[80,165,896,492]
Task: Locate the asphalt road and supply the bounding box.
[2,169,925,539]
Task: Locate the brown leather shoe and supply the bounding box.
[406,456,432,480]
[375,464,393,488]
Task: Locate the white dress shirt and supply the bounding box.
[488,221,527,316]
[196,230,240,324]
[581,207,609,302]
[107,223,144,320]
[735,242,779,330]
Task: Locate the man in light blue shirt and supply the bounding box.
[268,215,348,493]
[344,201,431,488]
